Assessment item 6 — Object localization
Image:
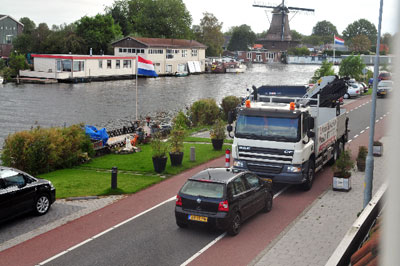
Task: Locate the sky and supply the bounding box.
[1,0,398,36]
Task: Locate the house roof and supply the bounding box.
[0,14,24,27]
[112,37,207,49]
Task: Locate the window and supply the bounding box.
[180,180,224,198]
[98,60,103,69]
[116,60,120,69]
[119,48,122,53]
[244,174,260,189]
[132,48,136,54]
[191,49,198,57]
[5,35,13,44]
[56,60,61,72]
[73,61,84,72]
[166,65,172,73]
[232,177,246,195]
[140,49,145,53]
[107,60,112,69]
[247,52,252,59]
[182,50,187,57]
[123,60,131,68]
[62,60,72,71]
[4,174,25,188]
[123,48,127,53]
[128,48,132,53]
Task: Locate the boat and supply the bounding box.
[225,62,247,73]
[0,76,3,84]
[175,71,189,77]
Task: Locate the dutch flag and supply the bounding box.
[334,35,345,45]
[137,56,158,77]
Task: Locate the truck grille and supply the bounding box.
[238,145,293,163]
[247,162,283,174]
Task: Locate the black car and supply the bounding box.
[175,168,273,236]
[0,167,56,222]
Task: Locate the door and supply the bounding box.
[231,176,253,220]
[0,179,13,221]
[3,174,36,216]
[243,174,265,213]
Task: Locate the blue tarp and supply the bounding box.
[85,126,109,146]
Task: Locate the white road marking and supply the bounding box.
[37,196,176,265]
[360,130,365,134]
[348,139,353,143]
[354,135,359,139]
[366,126,370,130]
[179,185,290,266]
[376,120,380,123]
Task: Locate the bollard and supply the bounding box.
[111,167,118,189]
[190,147,196,162]
[225,149,231,168]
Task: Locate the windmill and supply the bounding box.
[253,1,314,42]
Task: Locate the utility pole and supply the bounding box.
[363,0,383,208]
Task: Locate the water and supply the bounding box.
[0,64,319,147]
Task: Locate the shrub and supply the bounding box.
[221,96,241,121]
[172,110,190,129]
[357,146,368,161]
[150,132,168,158]
[189,98,220,126]
[0,124,94,175]
[332,149,355,178]
[210,119,226,140]
[168,127,186,154]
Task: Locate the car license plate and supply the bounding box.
[188,215,208,223]
[381,91,386,94]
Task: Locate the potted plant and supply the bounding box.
[332,149,355,191]
[356,146,368,172]
[373,141,383,156]
[168,127,186,166]
[210,119,225,150]
[151,132,168,173]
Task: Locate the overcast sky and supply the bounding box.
[2,0,398,36]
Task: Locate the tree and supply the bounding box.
[107,0,192,39]
[227,24,256,51]
[339,55,366,80]
[8,52,29,77]
[19,17,36,34]
[310,61,335,83]
[76,14,122,54]
[195,12,224,56]
[342,19,377,46]
[349,35,371,52]
[287,46,310,56]
[312,20,338,36]
[302,35,324,46]
[290,30,303,42]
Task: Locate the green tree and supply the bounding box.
[195,12,224,56]
[339,55,366,80]
[13,33,34,54]
[76,14,122,54]
[312,20,338,36]
[8,52,29,77]
[310,61,335,83]
[290,30,303,41]
[227,24,256,51]
[106,0,132,36]
[287,46,310,56]
[19,17,36,34]
[342,19,377,47]
[349,35,371,52]
[302,35,324,46]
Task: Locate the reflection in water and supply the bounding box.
[0,64,319,146]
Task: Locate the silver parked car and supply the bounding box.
[344,83,361,99]
[377,80,393,97]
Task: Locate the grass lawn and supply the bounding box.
[364,89,373,96]
[80,143,231,175]
[39,168,162,199]
[40,143,230,198]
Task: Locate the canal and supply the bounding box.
[0,64,320,147]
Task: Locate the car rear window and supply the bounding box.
[180,180,224,198]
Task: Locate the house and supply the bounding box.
[236,44,281,63]
[0,14,23,58]
[112,37,207,75]
[19,54,138,82]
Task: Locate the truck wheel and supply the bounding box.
[301,159,315,191]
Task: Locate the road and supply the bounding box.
[0,95,390,266]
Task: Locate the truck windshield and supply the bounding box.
[235,115,300,142]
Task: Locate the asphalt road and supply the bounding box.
[38,95,390,266]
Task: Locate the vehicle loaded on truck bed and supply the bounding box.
[227,76,349,190]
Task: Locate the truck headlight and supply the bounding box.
[233,160,246,168]
[285,165,302,173]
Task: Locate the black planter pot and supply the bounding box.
[357,160,366,172]
[152,156,168,173]
[211,139,224,150]
[169,152,184,166]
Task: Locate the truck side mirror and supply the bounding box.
[227,125,233,133]
[307,131,315,138]
[228,111,234,124]
[308,117,315,129]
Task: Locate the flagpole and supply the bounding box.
[333,35,336,64]
[136,56,138,121]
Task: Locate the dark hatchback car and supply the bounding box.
[175,168,273,236]
[0,167,56,222]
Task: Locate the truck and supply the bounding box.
[227,76,349,190]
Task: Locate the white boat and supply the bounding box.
[225,63,247,73]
